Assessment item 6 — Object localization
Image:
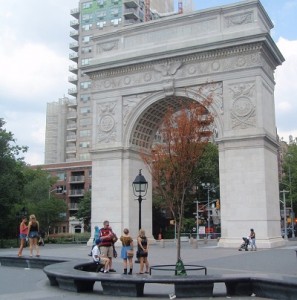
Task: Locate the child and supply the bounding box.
[92,238,110,273]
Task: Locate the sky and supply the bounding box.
[1,0,297,165]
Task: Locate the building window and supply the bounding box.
[81,58,90,66]
[97,11,106,19]
[57,172,66,181]
[79,142,90,148]
[80,118,91,127]
[80,107,91,114]
[82,2,92,9]
[81,46,92,54]
[82,35,92,43]
[82,24,92,31]
[80,130,91,137]
[97,21,106,29]
[111,18,121,26]
[79,153,91,160]
[82,14,92,22]
[80,94,91,102]
[89,170,92,177]
[80,81,91,89]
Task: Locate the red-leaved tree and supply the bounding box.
[142,97,214,263]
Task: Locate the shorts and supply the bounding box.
[29,231,39,239]
[100,246,113,258]
[19,233,27,239]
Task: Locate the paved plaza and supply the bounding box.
[0,239,297,300]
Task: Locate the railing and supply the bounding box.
[70,176,85,182]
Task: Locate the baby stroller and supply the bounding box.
[238,237,249,251]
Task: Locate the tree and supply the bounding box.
[142,98,214,262]
[76,191,91,232]
[22,167,66,235]
[281,137,297,215]
[0,119,27,238]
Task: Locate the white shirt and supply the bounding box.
[92,245,100,262]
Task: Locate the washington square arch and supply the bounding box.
[84,0,285,248]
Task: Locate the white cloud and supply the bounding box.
[0,42,69,101]
[275,38,297,140]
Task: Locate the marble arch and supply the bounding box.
[86,0,285,248]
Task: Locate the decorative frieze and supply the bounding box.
[90,43,268,94]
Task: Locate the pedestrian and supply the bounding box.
[27,214,40,257]
[137,229,149,274]
[92,238,110,273]
[88,225,100,256]
[249,228,257,251]
[17,216,28,257]
[120,228,134,275]
[99,220,117,272]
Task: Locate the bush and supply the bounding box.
[47,233,91,244]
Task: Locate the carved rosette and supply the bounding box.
[230,83,256,129]
[97,102,117,143]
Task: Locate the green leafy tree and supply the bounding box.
[22,167,66,235]
[281,137,297,215]
[0,119,27,238]
[76,191,91,232]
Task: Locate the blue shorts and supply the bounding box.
[29,231,39,238]
[19,233,27,239]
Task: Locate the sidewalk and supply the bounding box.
[0,239,297,300]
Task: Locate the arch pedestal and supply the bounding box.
[86,1,285,247]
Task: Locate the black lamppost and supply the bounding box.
[132,169,148,231]
[16,207,27,246]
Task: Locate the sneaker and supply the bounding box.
[109,269,116,272]
[104,270,109,273]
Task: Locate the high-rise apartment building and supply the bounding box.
[44,0,175,164]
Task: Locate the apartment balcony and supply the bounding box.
[67,123,77,130]
[67,111,77,119]
[68,203,79,210]
[66,134,77,142]
[68,75,78,85]
[123,0,138,8]
[70,30,79,41]
[123,8,139,20]
[69,189,84,197]
[69,52,79,63]
[69,175,85,183]
[68,88,77,97]
[69,65,78,74]
[70,7,80,19]
[70,19,79,30]
[66,146,77,153]
[67,100,77,107]
[69,42,79,52]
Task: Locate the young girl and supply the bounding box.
[27,214,40,257]
[120,228,134,274]
[17,216,28,257]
